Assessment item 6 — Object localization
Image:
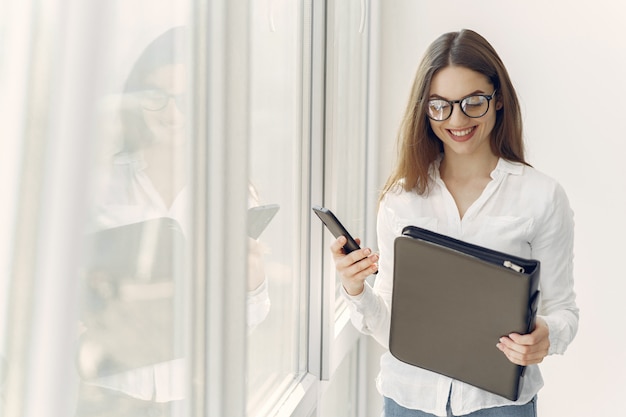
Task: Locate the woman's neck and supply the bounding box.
[142,142,186,208]
[438,151,499,219]
[439,150,499,182]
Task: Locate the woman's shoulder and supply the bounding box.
[378,180,434,224]
[379,179,419,205]
[501,160,572,210]
[500,159,564,191]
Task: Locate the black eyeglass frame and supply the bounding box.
[425,89,498,121]
[136,89,187,113]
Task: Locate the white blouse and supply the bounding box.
[343,157,578,416]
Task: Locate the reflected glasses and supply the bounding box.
[138,89,186,113]
[426,90,497,121]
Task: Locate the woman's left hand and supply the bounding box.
[247,238,268,292]
[496,317,550,365]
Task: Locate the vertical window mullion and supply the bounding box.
[194,1,250,416]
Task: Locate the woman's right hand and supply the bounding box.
[330,236,379,296]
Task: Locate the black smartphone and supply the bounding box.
[312,206,361,254]
[248,204,280,239]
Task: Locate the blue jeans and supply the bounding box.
[383,396,537,417]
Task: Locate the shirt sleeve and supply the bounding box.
[247,279,271,331]
[532,182,579,355]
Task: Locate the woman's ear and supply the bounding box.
[494,89,503,110]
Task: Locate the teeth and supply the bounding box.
[450,127,474,136]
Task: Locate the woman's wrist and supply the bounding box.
[343,283,365,297]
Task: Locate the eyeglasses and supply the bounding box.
[137,89,186,113]
[426,90,497,121]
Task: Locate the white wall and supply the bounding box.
[372,1,626,416]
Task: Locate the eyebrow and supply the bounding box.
[428,90,486,100]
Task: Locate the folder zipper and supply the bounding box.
[503,260,525,274]
[402,226,535,274]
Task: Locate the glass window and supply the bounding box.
[246,0,311,415]
[2,1,195,416]
[75,4,192,416]
[1,1,372,416]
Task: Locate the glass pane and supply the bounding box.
[327,0,369,317]
[75,3,191,416]
[246,0,308,415]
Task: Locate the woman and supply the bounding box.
[331,29,578,417]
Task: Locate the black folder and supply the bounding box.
[78,218,185,378]
[389,226,540,401]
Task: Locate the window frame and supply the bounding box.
[190,1,250,416]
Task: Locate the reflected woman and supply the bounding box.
[77,26,270,417]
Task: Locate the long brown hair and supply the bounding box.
[381,29,526,200]
[120,26,188,153]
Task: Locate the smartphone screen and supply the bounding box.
[248,204,280,239]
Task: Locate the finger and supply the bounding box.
[341,253,379,276]
[507,332,537,346]
[330,236,348,255]
[508,319,549,347]
[500,333,535,352]
[340,254,379,296]
[496,343,524,365]
[497,343,545,365]
[330,236,362,256]
[330,236,364,256]
[248,237,267,255]
[496,337,547,365]
[497,338,531,356]
[331,236,370,262]
[335,249,377,275]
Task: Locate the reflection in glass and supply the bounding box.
[246,0,308,415]
[76,20,273,417]
[76,26,190,417]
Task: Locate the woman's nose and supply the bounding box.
[448,102,469,125]
[162,96,185,118]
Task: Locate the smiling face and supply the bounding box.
[428,65,501,159]
[141,63,187,147]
